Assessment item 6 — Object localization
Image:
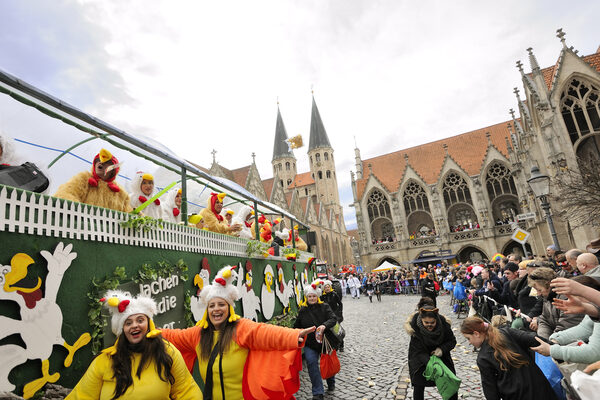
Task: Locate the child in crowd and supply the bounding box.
[129,171,163,219]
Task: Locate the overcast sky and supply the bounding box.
[1,0,599,229]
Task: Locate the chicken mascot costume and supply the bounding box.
[199,192,231,234]
[54,149,132,213]
[129,171,163,219]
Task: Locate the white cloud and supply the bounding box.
[1,0,599,229]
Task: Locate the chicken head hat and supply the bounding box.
[197,265,242,328]
[301,280,324,306]
[100,290,161,353]
[90,148,121,192]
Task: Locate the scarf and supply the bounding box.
[415,314,444,348]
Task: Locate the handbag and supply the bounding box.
[423,355,461,400]
[0,162,49,193]
[332,322,346,341]
[535,353,566,400]
[320,335,340,379]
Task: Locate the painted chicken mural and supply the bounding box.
[275,263,294,314]
[190,257,211,323]
[0,242,91,398]
[235,260,261,321]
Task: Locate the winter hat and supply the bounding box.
[303,280,325,297]
[89,149,121,192]
[100,290,161,338]
[197,265,242,328]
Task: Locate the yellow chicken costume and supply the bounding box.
[161,266,305,400]
[54,149,132,213]
[66,291,200,400]
[284,225,308,251]
[199,192,231,234]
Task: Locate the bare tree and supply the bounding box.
[552,158,600,229]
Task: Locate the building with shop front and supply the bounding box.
[351,31,600,268]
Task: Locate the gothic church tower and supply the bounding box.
[308,95,341,213]
[271,105,297,190]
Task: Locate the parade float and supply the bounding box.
[0,69,316,398]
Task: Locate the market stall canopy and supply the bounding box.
[372,260,399,272]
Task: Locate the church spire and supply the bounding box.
[272,105,295,162]
[308,95,332,151]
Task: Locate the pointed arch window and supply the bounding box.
[485,163,517,201]
[367,189,392,221]
[286,162,290,171]
[287,179,292,186]
[324,152,329,161]
[403,181,431,216]
[326,170,331,178]
[318,171,323,179]
[560,78,600,144]
[305,188,308,196]
[442,172,472,209]
[315,153,321,162]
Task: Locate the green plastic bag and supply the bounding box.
[423,355,461,400]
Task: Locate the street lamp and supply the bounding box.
[527,166,560,250]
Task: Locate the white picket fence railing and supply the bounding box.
[0,186,314,261]
[0,186,251,257]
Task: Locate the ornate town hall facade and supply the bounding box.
[351,31,600,267]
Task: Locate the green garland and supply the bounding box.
[266,308,298,328]
[87,266,127,354]
[245,240,270,257]
[120,215,164,232]
[184,290,195,328]
[87,259,191,354]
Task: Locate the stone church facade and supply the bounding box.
[208,97,354,268]
[351,31,600,268]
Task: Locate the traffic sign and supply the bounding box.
[516,212,536,221]
[511,228,531,244]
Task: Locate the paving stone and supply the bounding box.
[294,293,484,399]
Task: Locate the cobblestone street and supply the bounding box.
[295,293,484,400]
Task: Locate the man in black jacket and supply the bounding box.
[487,262,520,309]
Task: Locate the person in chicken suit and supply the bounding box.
[54,148,132,212]
[284,225,308,251]
[129,171,164,219]
[200,192,241,235]
[161,266,315,400]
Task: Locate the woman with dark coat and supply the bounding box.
[294,282,339,400]
[321,280,343,322]
[420,273,438,307]
[461,316,557,400]
[321,279,345,351]
[405,305,457,400]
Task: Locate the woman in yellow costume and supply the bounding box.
[54,149,132,213]
[199,192,241,235]
[66,291,201,400]
[162,265,316,400]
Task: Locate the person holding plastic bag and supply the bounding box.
[294,281,339,399]
[405,305,458,400]
[461,316,558,400]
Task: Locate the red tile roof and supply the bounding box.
[346,229,358,240]
[285,192,293,208]
[262,177,275,199]
[290,172,315,188]
[300,197,309,214]
[539,50,600,90]
[356,121,513,199]
[231,165,251,187]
